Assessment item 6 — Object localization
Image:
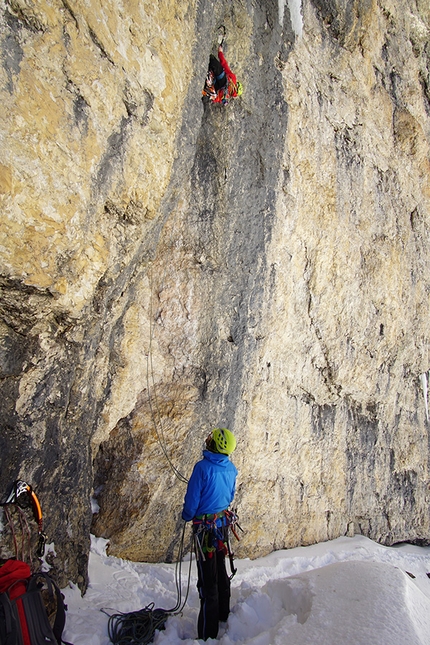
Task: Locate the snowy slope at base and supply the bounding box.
[62,534,430,645]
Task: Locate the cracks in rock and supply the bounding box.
[5,0,46,33]
[65,79,90,134]
[197,367,210,401]
[60,0,78,30]
[92,116,132,199]
[311,402,337,439]
[87,25,115,65]
[2,5,24,93]
[418,70,430,116]
[333,122,364,169]
[345,398,381,525]
[104,198,145,226]
[123,84,154,127]
[303,245,342,399]
[0,275,56,335]
[298,387,316,405]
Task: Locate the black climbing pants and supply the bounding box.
[208,54,227,91]
[195,530,231,640]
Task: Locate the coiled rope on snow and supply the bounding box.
[104,521,194,644]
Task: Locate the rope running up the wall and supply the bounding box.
[146,263,188,484]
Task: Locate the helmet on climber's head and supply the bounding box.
[206,428,236,455]
[235,81,243,96]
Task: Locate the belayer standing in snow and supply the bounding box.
[182,428,238,640]
[203,45,243,105]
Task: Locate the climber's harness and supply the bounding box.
[192,510,242,579]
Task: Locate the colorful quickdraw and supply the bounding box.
[192,509,243,579]
[2,480,47,558]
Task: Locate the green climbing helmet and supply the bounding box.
[212,428,236,455]
[236,80,243,96]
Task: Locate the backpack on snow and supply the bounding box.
[0,559,70,645]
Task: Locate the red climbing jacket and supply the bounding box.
[211,50,239,104]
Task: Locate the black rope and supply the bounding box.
[107,604,169,645]
[104,522,193,645]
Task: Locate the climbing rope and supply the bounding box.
[105,521,193,644]
[107,604,169,645]
[104,265,192,643]
[146,263,188,484]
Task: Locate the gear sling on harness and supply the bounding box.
[192,511,241,640]
[192,510,240,580]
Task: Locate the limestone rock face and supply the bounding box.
[1,0,198,587]
[1,0,430,588]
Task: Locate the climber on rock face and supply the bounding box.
[203,46,243,106]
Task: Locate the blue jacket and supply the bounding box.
[182,450,238,521]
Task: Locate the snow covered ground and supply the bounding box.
[63,533,430,645]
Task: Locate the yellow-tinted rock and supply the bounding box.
[1,0,430,585]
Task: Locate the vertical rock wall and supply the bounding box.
[261,0,430,549]
[92,0,430,560]
[1,0,430,588]
[1,0,198,587]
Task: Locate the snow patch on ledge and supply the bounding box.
[279,0,303,37]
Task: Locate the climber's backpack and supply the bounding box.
[0,559,69,645]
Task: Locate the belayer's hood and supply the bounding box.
[203,449,231,466]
